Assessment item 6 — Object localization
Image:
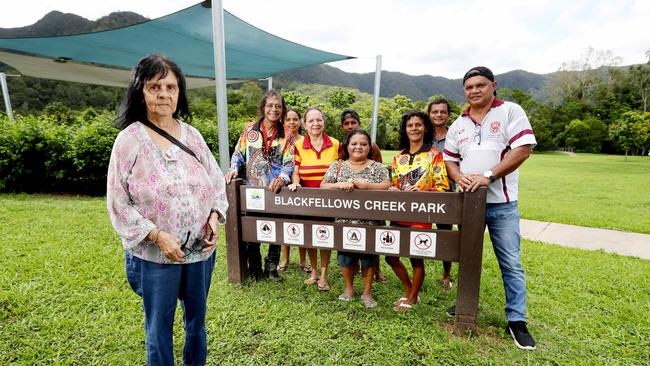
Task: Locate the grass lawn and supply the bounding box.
[1,194,649,365]
[381,150,650,234]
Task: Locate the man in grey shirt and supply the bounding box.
[427,97,454,290]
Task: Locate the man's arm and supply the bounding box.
[464,144,532,192]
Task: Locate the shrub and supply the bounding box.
[69,113,119,194]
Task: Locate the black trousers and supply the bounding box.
[245,242,280,267]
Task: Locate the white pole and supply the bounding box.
[211,0,230,171]
[0,73,14,121]
[370,55,382,144]
[267,77,273,91]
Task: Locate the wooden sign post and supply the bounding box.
[225,179,487,334]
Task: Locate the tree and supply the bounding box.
[327,88,356,109]
[609,111,648,160]
[545,47,622,105]
[282,90,312,112]
[628,63,650,112]
[560,117,607,152]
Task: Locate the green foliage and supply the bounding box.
[608,111,650,159]
[0,112,233,195]
[282,90,314,112]
[559,117,607,153]
[69,113,120,194]
[627,63,650,112]
[327,88,356,109]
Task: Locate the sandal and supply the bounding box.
[277,263,288,272]
[393,296,421,307]
[317,282,330,292]
[360,295,377,309]
[338,293,354,301]
[300,264,312,273]
[442,278,453,291]
[393,302,413,313]
[375,273,389,284]
[303,277,319,285]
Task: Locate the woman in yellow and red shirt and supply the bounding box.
[279,108,312,273]
[387,110,449,312]
[288,106,341,291]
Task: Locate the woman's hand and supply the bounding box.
[225,170,237,184]
[201,213,220,253]
[155,231,185,262]
[404,185,420,191]
[388,186,400,191]
[351,179,369,190]
[269,177,284,193]
[288,183,301,191]
[338,181,355,192]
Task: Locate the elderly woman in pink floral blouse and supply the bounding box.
[106,54,228,366]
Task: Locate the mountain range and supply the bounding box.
[0,10,550,102]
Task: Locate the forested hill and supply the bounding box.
[275,65,548,103]
[1,9,549,105]
[0,11,147,37]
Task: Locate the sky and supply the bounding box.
[1,0,649,78]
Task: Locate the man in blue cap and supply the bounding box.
[443,66,537,350]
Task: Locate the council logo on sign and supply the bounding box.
[245,188,265,210]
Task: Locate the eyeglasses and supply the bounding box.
[180,231,206,256]
[265,103,282,110]
[473,124,482,145]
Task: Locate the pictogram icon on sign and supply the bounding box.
[287,224,300,238]
[261,223,272,235]
[316,226,330,240]
[414,233,432,250]
[380,231,395,245]
[347,228,361,243]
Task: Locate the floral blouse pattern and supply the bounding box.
[322,160,389,226]
[107,121,228,264]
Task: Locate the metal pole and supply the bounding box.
[211,0,230,171]
[267,77,273,91]
[0,73,14,121]
[370,55,382,144]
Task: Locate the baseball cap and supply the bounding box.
[462,66,495,84]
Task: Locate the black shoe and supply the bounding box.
[507,321,536,350]
[249,266,264,281]
[264,261,283,282]
[446,305,455,317]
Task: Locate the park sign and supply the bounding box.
[243,186,463,225]
[225,179,488,334]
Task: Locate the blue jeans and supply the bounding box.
[485,201,527,322]
[125,252,216,366]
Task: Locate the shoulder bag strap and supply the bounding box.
[141,119,199,162]
[336,159,343,180]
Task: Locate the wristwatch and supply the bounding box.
[483,170,496,183]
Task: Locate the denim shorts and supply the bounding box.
[337,251,379,269]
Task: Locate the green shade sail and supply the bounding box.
[0,2,353,87]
